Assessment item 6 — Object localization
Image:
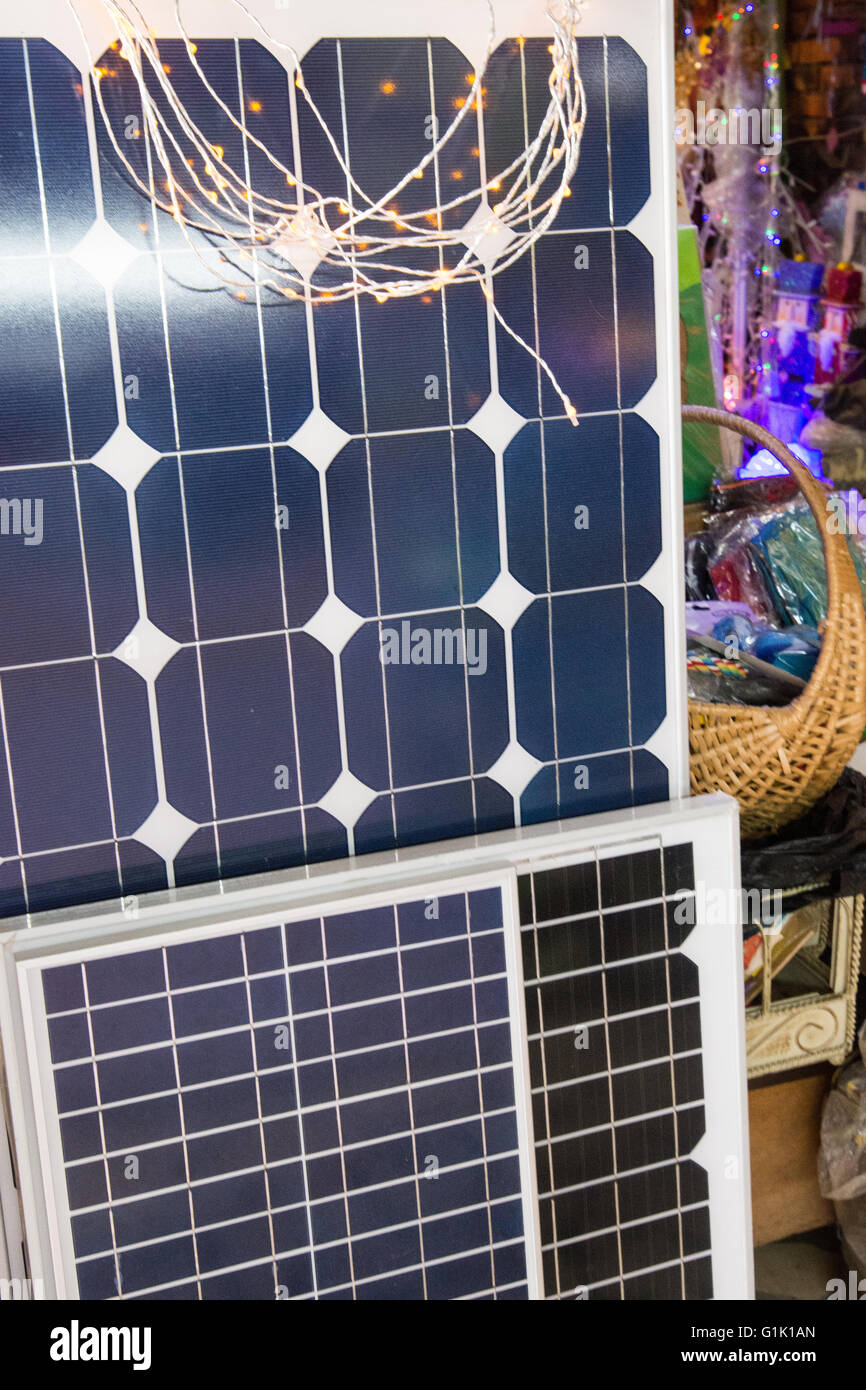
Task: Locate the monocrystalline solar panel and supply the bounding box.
[0,1,685,922]
[0,795,752,1300]
[519,843,713,1299]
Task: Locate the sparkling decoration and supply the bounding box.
[69,0,589,423]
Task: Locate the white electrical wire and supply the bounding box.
[71,0,588,422]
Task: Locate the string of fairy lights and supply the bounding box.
[69,0,589,424]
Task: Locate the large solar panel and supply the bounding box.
[0,795,752,1300]
[0,1,685,922]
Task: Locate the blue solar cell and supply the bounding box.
[90,996,171,1055]
[249,973,288,1023]
[97,1046,176,1105]
[167,935,243,990]
[401,940,471,993]
[289,966,328,1015]
[102,1096,181,1153]
[328,952,400,1008]
[47,1012,92,1065]
[471,932,507,978]
[182,1079,259,1134]
[121,1235,197,1294]
[263,1117,300,1163]
[172,981,248,1038]
[271,1205,310,1256]
[339,1091,410,1147]
[337,1044,405,1098]
[301,1106,340,1155]
[315,1242,352,1291]
[296,1059,336,1106]
[177,1031,253,1087]
[86,949,165,1006]
[197,1217,273,1274]
[59,1112,103,1164]
[258,1071,297,1117]
[114,1189,192,1248]
[71,1209,113,1260]
[192,1173,266,1232]
[409,1030,478,1083]
[428,1250,497,1300]
[65,1160,108,1211]
[331,998,404,1053]
[53,1063,98,1116]
[76,1256,118,1301]
[187,1125,263,1182]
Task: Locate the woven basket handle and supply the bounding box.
[681,405,865,629]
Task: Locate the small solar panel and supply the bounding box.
[14,876,540,1300]
[0,795,751,1300]
[519,843,715,1299]
[0,1,685,922]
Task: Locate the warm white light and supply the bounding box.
[72,0,588,423]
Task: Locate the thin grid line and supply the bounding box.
[601,36,634,800]
[51,890,530,1299]
[429,37,480,836]
[533,1095,703,1154]
[392,900,428,1298]
[588,846,625,1299]
[551,1247,711,1301]
[139,82,221,881]
[658,844,688,1297]
[0,221,642,270]
[46,920,506,1017]
[465,889,498,1295]
[233,39,309,870]
[67,1143,520,1221]
[335,36,399,851]
[520,35,562,820]
[542,1150,705,1203]
[239,933,280,1297]
[0,572,658,676]
[100,1235,530,1303]
[78,52,179,892]
[318,912,358,1297]
[158,945,203,1298]
[79,962,123,1296]
[21,39,125,907]
[73,1184,527,1266]
[0,397,650,473]
[0,675,30,916]
[526,870,562,1296]
[541,1198,709,1252]
[277,919,320,1298]
[288,40,360,857]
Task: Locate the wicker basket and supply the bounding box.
[684,405,866,840]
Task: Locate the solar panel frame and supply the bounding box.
[0,793,752,1300]
[4,866,547,1300]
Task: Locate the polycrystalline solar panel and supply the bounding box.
[0,1,685,923]
[0,794,751,1301]
[17,878,541,1301]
